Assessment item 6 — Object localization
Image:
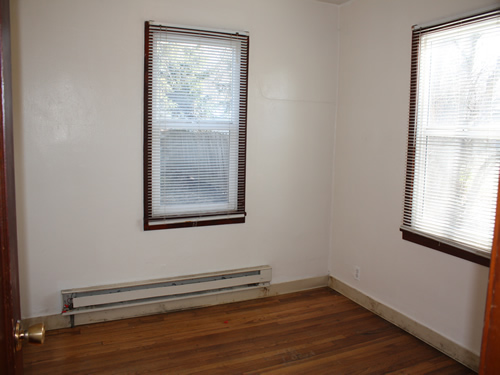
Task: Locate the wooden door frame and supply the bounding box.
[0,0,23,372]
[480,178,500,373]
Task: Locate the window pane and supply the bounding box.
[412,137,500,251]
[160,129,234,213]
[155,37,239,122]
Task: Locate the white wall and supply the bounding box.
[13,0,496,357]
[331,0,498,355]
[11,0,339,318]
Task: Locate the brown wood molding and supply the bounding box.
[479,177,500,374]
[144,216,245,231]
[142,22,249,230]
[401,229,490,267]
[0,0,23,372]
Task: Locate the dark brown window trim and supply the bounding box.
[401,8,499,266]
[143,22,249,231]
[401,229,490,267]
[145,216,246,231]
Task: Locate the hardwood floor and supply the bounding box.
[23,288,474,374]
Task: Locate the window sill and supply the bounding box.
[401,228,490,267]
[145,216,245,231]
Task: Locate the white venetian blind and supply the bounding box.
[402,10,500,257]
[144,23,249,229]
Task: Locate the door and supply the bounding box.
[480,179,500,373]
[0,0,23,372]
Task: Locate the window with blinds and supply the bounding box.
[144,22,249,230]
[401,9,500,266]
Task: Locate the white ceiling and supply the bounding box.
[316,0,351,5]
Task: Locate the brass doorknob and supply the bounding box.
[14,320,45,350]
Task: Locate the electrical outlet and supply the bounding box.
[354,266,360,280]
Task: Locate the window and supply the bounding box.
[401,8,500,266]
[144,23,249,230]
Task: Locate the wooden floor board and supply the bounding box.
[23,288,475,374]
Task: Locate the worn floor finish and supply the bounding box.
[23,288,474,374]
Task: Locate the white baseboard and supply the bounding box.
[328,276,479,372]
[22,275,329,330]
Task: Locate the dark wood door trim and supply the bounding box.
[480,178,500,373]
[0,0,23,372]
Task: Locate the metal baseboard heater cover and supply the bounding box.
[61,265,272,316]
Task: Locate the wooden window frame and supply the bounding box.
[401,8,500,267]
[143,22,249,230]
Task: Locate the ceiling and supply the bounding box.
[316,0,351,5]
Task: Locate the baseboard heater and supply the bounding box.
[61,265,272,322]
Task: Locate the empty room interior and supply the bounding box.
[10,0,500,373]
